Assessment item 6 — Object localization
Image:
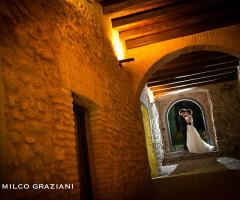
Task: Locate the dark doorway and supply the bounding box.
[167,99,209,152]
[73,104,93,200]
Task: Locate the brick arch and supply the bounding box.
[136,37,240,100]
[134,38,240,159]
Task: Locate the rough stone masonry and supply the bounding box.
[0,0,150,199]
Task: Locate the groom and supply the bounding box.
[178,109,188,150]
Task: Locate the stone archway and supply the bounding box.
[136,44,240,101]
[137,45,240,156]
[130,24,240,101]
[135,44,240,155]
[166,98,212,152]
[154,88,219,155]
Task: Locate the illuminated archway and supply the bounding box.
[138,46,240,157]
[136,44,240,101]
[167,99,210,152]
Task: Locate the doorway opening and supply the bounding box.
[167,99,209,152]
[139,50,240,177]
[73,104,93,200]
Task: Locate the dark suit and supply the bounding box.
[179,115,187,150]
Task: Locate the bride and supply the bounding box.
[185,109,215,153]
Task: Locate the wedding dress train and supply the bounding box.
[185,114,214,153]
[186,125,214,153]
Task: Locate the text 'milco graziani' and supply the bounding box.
[1,184,74,190]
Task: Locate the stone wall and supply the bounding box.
[238,66,240,98]
[0,0,150,199]
[140,87,164,176]
[149,103,164,170]
[155,80,240,155]
[141,104,158,177]
[203,81,240,154]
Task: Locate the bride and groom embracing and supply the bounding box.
[179,109,215,153]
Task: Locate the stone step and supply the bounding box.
[163,150,222,165]
[164,151,189,157]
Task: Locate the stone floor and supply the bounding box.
[163,150,221,165]
[159,156,240,177]
[217,157,240,170]
[149,155,240,200]
[149,169,240,200]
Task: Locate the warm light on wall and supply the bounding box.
[111,29,126,60]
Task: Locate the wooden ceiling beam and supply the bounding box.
[126,13,240,49]
[153,54,235,74]
[156,53,232,71]
[119,4,235,40]
[148,68,237,87]
[112,0,221,31]
[148,59,239,83]
[102,0,182,19]
[151,73,237,94]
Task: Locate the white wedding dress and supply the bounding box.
[185,115,214,153]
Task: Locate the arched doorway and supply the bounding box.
[138,48,240,176]
[136,45,240,100]
[167,99,209,152]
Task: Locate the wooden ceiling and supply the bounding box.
[100,0,240,49]
[99,1,240,95]
[147,51,239,95]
